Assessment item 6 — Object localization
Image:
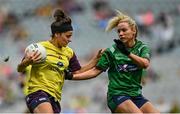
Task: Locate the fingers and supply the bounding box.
[95,48,105,59]
[32,51,42,62]
[97,49,102,55]
[98,48,105,56]
[100,48,106,53]
[25,50,42,63]
[113,39,119,43]
[114,39,123,45]
[114,39,119,45]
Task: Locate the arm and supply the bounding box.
[74,49,104,73]
[114,39,150,69]
[17,50,41,72]
[65,49,107,80]
[17,57,32,72]
[72,67,103,80]
[128,53,149,69]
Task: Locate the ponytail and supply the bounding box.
[51,9,73,36]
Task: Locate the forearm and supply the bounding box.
[17,51,41,72]
[73,67,102,80]
[17,59,32,72]
[17,63,28,73]
[128,53,149,69]
[77,59,98,73]
[76,49,104,73]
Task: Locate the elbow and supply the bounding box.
[143,64,149,69]
[17,66,21,73]
[17,67,23,73]
[137,60,149,69]
[139,64,149,69]
[92,74,98,78]
[17,65,24,73]
[141,58,150,69]
[142,61,150,69]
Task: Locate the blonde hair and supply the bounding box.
[105,10,138,38]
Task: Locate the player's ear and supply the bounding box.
[131,26,136,33]
[131,26,136,37]
[55,33,58,37]
[55,33,62,38]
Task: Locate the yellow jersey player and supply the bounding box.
[17,8,102,113]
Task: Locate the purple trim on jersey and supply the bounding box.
[69,53,81,72]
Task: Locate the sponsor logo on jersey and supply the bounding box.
[117,64,138,72]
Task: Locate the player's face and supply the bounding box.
[57,31,73,47]
[116,21,135,44]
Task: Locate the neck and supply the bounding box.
[127,39,136,48]
[49,39,62,48]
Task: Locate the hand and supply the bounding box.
[113,39,130,56]
[24,50,42,65]
[64,69,73,80]
[92,49,105,61]
[17,50,41,72]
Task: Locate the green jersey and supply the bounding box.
[96,40,150,98]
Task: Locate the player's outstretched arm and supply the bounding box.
[73,67,102,80]
[76,49,104,73]
[66,67,102,80]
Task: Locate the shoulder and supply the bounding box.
[38,41,74,59]
[136,40,149,49]
[62,46,74,59]
[102,45,115,57]
[106,44,117,54]
[38,41,50,47]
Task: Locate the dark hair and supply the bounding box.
[51,9,73,37]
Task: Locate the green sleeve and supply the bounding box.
[140,45,151,60]
[96,49,110,71]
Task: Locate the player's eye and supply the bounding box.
[66,35,72,38]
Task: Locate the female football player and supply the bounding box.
[70,10,160,113]
[17,8,103,113]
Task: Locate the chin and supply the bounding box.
[121,39,126,42]
[63,44,68,47]
[123,40,129,44]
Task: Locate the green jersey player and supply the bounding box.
[68,10,160,113]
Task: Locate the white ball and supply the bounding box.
[25,43,47,63]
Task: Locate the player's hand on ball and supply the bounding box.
[30,50,42,63]
[25,43,47,63]
[24,50,41,64]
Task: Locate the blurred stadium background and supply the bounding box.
[0,0,180,113]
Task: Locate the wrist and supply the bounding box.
[22,58,33,66]
[126,51,130,56]
[127,52,131,56]
[65,69,73,80]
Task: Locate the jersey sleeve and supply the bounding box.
[69,52,81,72]
[140,45,151,60]
[96,49,110,71]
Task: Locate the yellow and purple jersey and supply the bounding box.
[22,65,31,96]
[26,41,81,101]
